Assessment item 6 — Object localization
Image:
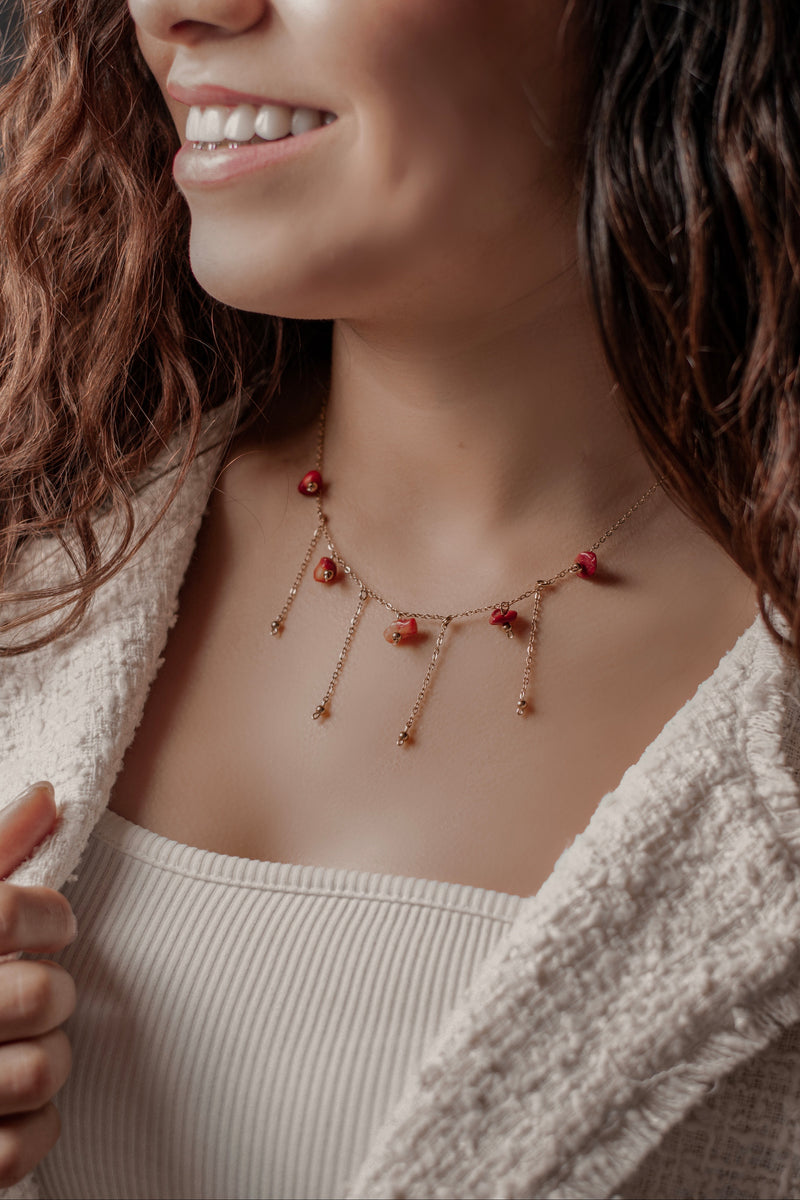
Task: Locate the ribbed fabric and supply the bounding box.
[37,810,523,1200]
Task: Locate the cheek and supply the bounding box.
[344,0,561,166]
[339,2,556,233]
[133,23,174,95]
[351,0,552,98]
[132,27,187,142]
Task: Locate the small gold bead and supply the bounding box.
[313,705,326,720]
[516,700,527,715]
[270,620,281,635]
[397,731,409,745]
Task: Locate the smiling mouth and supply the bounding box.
[186,102,337,149]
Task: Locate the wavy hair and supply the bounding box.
[577,0,800,651]
[0,0,798,658]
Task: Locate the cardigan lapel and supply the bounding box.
[0,395,244,891]
[344,615,800,1200]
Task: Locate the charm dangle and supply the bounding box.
[490,602,518,638]
[384,617,418,645]
[298,469,323,496]
[313,556,338,583]
[574,550,597,578]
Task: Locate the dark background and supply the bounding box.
[0,0,24,85]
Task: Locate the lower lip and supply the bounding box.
[172,121,335,190]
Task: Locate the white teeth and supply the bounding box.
[186,102,337,147]
[185,106,202,141]
[224,104,257,143]
[253,104,293,141]
[197,105,228,142]
[291,107,322,136]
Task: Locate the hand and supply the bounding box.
[0,783,76,1188]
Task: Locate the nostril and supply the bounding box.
[164,0,270,43]
[168,20,210,44]
[129,0,270,46]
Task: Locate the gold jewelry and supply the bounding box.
[271,396,664,747]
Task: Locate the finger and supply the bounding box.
[0,1102,61,1188]
[0,1030,72,1118]
[0,886,77,957]
[0,785,58,883]
[0,962,76,1044]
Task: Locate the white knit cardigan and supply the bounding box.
[3,393,800,1200]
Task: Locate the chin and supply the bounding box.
[186,238,334,320]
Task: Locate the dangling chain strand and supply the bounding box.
[397,615,454,746]
[312,587,369,720]
[270,524,324,635]
[517,587,543,716]
[271,394,666,746]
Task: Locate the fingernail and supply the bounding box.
[1,781,55,815]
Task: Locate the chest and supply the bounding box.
[108,443,758,897]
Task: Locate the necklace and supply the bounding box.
[270,396,664,747]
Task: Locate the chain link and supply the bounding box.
[312,587,369,717]
[397,615,453,744]
[270,525,323,633]
[310,395,665,622]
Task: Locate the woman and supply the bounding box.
[0,0,799,1196]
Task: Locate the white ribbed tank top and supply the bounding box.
[38,809,523,1200]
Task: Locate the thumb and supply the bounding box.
[0,782,58,881]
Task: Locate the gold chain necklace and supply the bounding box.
[270,396,664,747]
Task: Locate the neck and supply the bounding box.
[318,269,663,611]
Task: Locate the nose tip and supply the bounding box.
[128,0,269,44]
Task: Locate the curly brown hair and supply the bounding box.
[0,0,798,659]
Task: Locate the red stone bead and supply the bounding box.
[384,617,418,644]
[298,469,322,496]
[313,556,337,583]
[574,551,597,578]
[490,607,518,625]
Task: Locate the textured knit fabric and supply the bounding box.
[2,391,800,1199]
[37,809,522,1200]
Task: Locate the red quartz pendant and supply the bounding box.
[313,557,338,583]
[490,603,518,638]
[384,617,418,645]
[574,551,597,578]
[298,469,322,496]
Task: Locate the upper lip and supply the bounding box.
[166,79,330,112]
